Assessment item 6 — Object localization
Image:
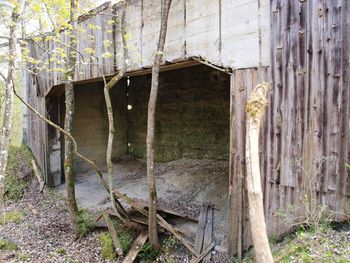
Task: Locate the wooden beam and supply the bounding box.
[202,206,213,263]
[122,231,148,263]
[45,60,201,98]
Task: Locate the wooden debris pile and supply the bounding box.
[95,189,215,262]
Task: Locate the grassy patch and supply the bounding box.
[0,210,24,225]
[4,145,33,203]
[17,253,31,261]
[0,239,18,251]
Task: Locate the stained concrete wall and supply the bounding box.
[60,81,128,174]
[127,65,230,162]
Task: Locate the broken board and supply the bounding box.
[122,231,148,263]
[193,203,214,262]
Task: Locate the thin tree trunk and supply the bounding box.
[103,0,128,221]
[0,4,21,214]
[245,83,273,263]
[64,0,79,225]
[146,0,172,247]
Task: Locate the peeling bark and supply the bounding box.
[245,83,273,263]
[146,0,172,247]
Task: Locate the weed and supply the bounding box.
[17,253,31,261]
[0,239,18,251]
[118,228,134,252]
[56,247,66,256]
[163,236,179,249]
[0,210,24,225]
[76,209,94,238]
[99,232,115,260]
[138,242,159,262]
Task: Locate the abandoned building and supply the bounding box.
[24,0,350,256]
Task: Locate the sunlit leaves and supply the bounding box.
[83,47,95,55]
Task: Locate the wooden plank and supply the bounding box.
[202,206,213,263]
[122,231,148,263]
[143,203,199,222]
[191,241,215,263]
[103,212,123,256]
[194,203,209,255]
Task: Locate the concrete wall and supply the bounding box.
[127,65,230,162]
[60,82,128,173]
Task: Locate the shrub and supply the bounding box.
[76,209,94,238]
[99,232,115,260]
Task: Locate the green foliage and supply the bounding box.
[99,232,115,260]
[56,247,66,256]
[4,145,33,202]
[0,210,24,225]
[118,228,134,252]
[163,236,179,249]
[0,239,18,251]
[76,209,94,238]
[138,242,159,262]
[345,163,350,170]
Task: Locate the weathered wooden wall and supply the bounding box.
[229,0,350,254]
[264,0,350,236]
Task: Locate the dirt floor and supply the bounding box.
[57,158,231,252]
[0,179,106,262]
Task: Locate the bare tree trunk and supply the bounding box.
[146,0,172,247]
[0,4,21,214]
[103,0,128,222]
[245,83,273,263]
[64,0,79,225]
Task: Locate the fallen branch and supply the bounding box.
[103,212,123,256]
[31,159,45,192]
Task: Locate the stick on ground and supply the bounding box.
[103,212,123,256]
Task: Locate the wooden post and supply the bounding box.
[245,83,273,263]
[227,71,244,258]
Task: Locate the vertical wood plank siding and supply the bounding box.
[265,0,350,242]
[228,0,350,253]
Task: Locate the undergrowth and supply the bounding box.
[4,145,33,202]
[0,210,25,225]
[76,209,94,238]
[99,232,115,260]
